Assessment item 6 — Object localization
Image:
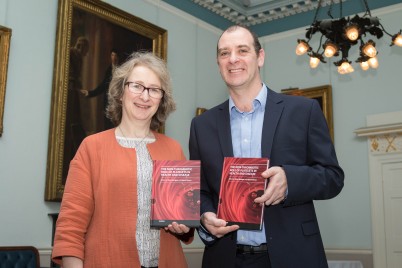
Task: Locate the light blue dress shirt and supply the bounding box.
[229,84,267,246]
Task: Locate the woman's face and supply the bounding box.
[121,65,162,125]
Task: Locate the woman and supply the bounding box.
[52,52,194,268]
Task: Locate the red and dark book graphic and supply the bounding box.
[217,157,269,230]
[151,160,201,227]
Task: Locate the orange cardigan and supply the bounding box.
[52,129,193,267]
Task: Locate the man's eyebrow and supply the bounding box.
[237,44,251,49]
[218,44,250,53]
[217,47,228,53]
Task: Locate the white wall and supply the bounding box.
[1,0,402,258]
[0,0,61,247]
[260,4,402,250]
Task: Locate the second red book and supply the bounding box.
[217,157,269,230]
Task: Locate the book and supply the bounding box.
[150,160,201,227]
[217,157,269,230]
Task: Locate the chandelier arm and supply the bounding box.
[327,0,334,19]
[312,0,324,23]
[327,0,343,20]
[362,0,372,17]
[378,23,393,38]
[317,34,325,53]
[340,0,343,18]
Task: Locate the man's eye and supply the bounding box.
[239,49,249,54]
[219,51,229,57]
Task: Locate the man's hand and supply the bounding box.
[254,166,288,206]
[80,89,89,96]
[201,212,239,238]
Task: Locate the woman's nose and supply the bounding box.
[139,89,150,100]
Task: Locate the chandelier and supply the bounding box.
[295,0,402,74]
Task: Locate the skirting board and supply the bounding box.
[38,248,373,268]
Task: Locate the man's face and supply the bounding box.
[217,27,264,90]
[76,39,89,56]
[111,52,119,65]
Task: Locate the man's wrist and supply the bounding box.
[199,212,218,241]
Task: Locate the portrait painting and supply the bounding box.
[281,85,334,141]
[45,0,167,201]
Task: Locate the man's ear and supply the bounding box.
[258,49,265,68]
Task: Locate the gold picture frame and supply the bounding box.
[281,85,334,141]
[0,26,12,137]
[45,0,167,201]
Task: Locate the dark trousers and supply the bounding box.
[235,250,271,268]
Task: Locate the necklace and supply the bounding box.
[118,125,150,148]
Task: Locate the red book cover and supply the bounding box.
[150,160,201,227]
[217,157,268,230]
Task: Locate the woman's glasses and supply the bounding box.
[124,82,164,99]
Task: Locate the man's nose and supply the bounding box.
[229,52,239,63]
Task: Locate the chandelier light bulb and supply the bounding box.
[392,33,402,47]
[296,40,309,55]
[337,66,347,74]
[368,57,379,69]
[360,61,370,71]
[337,61,354,74]
[362,41,377,57]
[309,56,320,68]
[345,24,359,41]
[347,64,355,73]
[324,43,338,58]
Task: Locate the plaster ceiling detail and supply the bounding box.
[192,0,341,26]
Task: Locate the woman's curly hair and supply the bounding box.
[106,51,176,131]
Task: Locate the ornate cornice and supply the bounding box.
[192,0,339,26]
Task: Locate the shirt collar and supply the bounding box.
[229,84,267,114]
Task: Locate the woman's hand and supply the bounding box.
[165,222,190,235]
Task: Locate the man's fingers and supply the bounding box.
[254,186,273,204]
[212,224,240,238]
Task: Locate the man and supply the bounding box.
[81,49,120,130]
[189,25,344,268]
